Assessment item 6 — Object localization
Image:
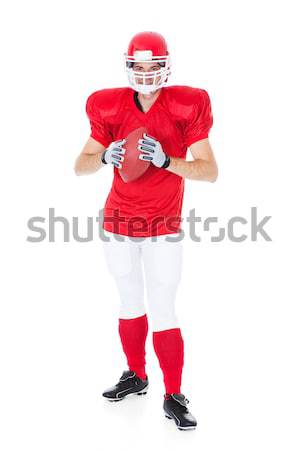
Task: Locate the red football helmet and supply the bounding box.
[124,31,171,94]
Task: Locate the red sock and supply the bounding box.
[153,328,184,394]
[118,314,148,380]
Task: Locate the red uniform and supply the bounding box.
[86,85,213,237]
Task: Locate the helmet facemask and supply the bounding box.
[124,50,171,95]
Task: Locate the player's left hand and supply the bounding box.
[137,133,171,169]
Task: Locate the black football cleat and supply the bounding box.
[163,393,197,430]
[102,370,149,402]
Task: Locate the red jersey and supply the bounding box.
[86,86,213,237]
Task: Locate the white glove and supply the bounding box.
[101,139,126,169]
[137,133,170,168]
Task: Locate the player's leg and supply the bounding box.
[142,235,197,429]
[141,235,184,394]
[102,231,148,380]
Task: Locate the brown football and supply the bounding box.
[118,127,150,183]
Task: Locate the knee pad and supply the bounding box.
[102,235,146,318]
[147,287,180,331]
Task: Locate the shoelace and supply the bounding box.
[174,394,190,406]
[117,371,137,385]
[180,396,189,405]
[165,394,190,405]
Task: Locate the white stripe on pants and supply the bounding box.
[101,230,184,332]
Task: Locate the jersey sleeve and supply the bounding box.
[184,89,213,147]
[85,92,112,148]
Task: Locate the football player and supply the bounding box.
[74,31,218,431]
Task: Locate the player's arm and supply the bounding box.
[167,138,218,182]
[74,136,106,176]
[74,137,127,175]
[138,133,218,182]
[78,91,127,175]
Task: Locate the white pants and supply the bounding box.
[101,230,184,332]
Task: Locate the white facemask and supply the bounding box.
[124,51,171,94]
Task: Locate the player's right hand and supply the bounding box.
[101,139,126,169]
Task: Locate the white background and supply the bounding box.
[1,0,299,449]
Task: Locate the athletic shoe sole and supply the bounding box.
[103,384,149,402]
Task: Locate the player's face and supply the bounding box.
[132,62,162,86]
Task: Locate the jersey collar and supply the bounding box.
[128,87,164,120]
